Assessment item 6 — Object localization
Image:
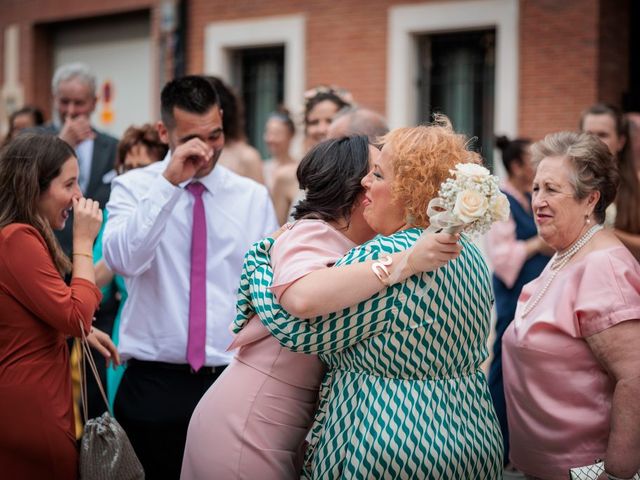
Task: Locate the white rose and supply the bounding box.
[455,163,490,179]
[453,189,489,223]
[490,193,511,222]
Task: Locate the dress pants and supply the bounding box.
[114,360,225,480]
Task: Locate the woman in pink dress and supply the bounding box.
[181,136,461,480]
[503,131,640,480]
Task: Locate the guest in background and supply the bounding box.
[327,106,389,142]
[205,76,265,184]
[0,133,119,479]
[485,135,551,470]
[39,62,118,257]
[262,108,296,192]
[272,86,353,225]
[2,105,45,146]
[503,131,640,480]
[303,85,351,151]
[580,103,640,259]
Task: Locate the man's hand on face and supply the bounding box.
[162,138,214,186]
[59,115,95,147]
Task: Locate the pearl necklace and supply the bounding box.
[521,224,603,318]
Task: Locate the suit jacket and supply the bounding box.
[39,123,118,255]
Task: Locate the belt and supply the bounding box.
[127,359,227,376]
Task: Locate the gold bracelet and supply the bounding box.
[72,252,94,259]
[371,255,393,286]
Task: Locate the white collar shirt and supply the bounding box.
[75,137,94,194]
[103,153,278,366]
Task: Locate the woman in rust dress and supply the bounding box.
[0,134,119,479]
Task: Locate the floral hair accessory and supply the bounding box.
[426,163,510,236]
[303,85,354,106]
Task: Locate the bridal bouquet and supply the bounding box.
[427,163,510,235]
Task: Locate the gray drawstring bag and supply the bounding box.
[78,327,144,480]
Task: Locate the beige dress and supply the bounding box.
[180,220,355,480]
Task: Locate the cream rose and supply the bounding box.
[455,163,490,179]
[453,189,488,223]
[490,193,511,222]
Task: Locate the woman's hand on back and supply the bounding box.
[407,232,462,273]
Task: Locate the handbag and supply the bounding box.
[569,461,640,480]
[78,325,145,480]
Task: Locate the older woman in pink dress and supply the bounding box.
[503,131,640,480]
[181,136,461,480]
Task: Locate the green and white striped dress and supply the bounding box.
[233,228,503,479]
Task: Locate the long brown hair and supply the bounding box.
[0,133,75,275]
[580,104,639,233]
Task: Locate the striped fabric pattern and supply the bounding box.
[233,228,503,479]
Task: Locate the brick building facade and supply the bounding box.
[0,0,635,146]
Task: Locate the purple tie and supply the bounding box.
[186,182,207,371]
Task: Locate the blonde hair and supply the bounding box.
[379,115,481,228]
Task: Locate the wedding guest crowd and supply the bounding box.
[3,56,640,480]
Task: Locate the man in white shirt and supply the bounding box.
[103,76,278,478]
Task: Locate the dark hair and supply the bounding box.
[495,135,531,175]
[268,108,295,136]
[11,106,44,127]
[160,75,221,129]
[116,124,168,173]
[579,103,639,233]
[203,76,246,141]
[0,133,75,274]
[2,106,45,147]
[293,135,369,224]
[579,103,628,138]
[531,131,619,224]
[304,88,351,129]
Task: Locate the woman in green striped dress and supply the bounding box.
[236,119,503,479]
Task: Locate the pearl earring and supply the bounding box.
[585,213,591,225]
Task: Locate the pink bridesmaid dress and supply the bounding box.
[181,220,356,480]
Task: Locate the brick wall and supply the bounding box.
[186,0,406,115]
[0,0,155,120]
[0,0,631,137]
[598,0,629,107]
[519,0,600,139]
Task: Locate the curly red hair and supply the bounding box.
[379,115,482,228]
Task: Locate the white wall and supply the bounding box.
[387,0,520,181]
[53,14,153,138]
[205,15,306,157]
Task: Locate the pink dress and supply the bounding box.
[181,220,355,480]
[503,246,640,480]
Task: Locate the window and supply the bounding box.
[418,30,496,167]
[231,46,285,159]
